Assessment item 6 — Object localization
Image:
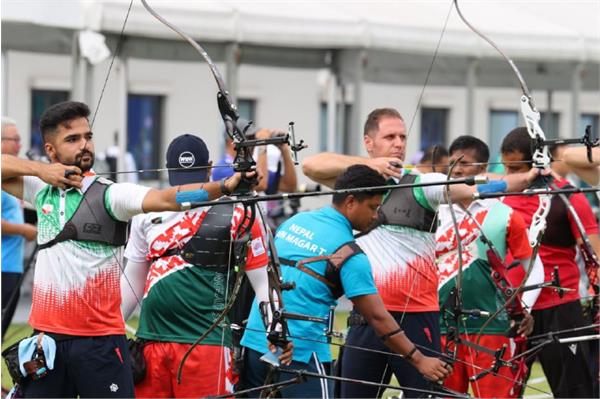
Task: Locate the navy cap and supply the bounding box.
[166,134,210,186]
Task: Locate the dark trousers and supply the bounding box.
[238,348,333,398]
[526,300,595,398]
[340,311,441,399]
[22,334,134,398]
[2,272,22,341]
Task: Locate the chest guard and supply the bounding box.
[38,179,128,250]
[280,241,362,299]
[542,186,576,248]
[377,174,437,233]
[165,203,235,273]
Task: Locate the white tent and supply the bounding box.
[3,0,599,62]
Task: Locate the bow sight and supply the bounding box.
[217,90,307,195]
[539,125,598,163]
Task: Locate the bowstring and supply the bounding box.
[90,0,134,128]
[228,323,553,397]
[217,225,236,393]
[448,196,483,394]
[395,0,453,330]
[406,2,454,136]
[79,0,154,334]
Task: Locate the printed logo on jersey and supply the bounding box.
[42,204,54,215]
[437,209,488,284]
[251,237,265,257]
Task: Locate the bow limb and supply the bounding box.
[140,0,258,187]
[176,202,255,383]
[452,0,552,234]
[137,0,254,382]
[257,207,290,350]
[459,204,531,395]
[442,155,465,365]
[140,0,228,96]
[453,0,550,347]
[441,157,488,394]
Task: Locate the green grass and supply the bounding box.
[1,316,552,397]
[2,323,33,391]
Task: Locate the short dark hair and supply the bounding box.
[363,108,403,137]
[39,101,90,141]
[420,145,449,164]
[500,127,532,161]
[332,165,387,205]
[449,136,489,163]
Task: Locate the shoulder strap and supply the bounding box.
[38,179,128,250]
[328,241,363,269]
[281,241,363,298]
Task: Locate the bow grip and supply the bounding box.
[529,173,553,190]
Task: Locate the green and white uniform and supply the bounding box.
[436,199,532,334]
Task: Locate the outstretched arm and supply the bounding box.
[141,172,248,213]
[563,147,600,186]
[446,168,541,203]
[1,154,83,198]
[302,153,403,188]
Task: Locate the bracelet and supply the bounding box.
[403,346,418,362]
[379,327,404,342]
[220,178,232,196]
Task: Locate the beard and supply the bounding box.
[57,150,95,173]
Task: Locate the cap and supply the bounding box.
[166,134,210,186]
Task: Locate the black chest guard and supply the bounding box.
[165,202,235,273]
[38,178,128,250]
[280,241,363,299]
[542,186,576,248]
[376,174,437,233]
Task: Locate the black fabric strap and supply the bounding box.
[379,327,404,342]
[278,258,296,267]
[403,346,418,361]
[38,239,58,251]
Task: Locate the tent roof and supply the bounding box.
[2,0,599,62]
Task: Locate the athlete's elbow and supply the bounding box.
[301,158,320,179]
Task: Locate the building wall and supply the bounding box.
[3,49,599,190]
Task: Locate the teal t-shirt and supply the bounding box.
[1,191,25,273]
[241,206,377,364]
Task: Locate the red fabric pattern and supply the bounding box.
[30,267,124,335]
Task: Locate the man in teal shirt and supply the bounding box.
[240,165,451,398]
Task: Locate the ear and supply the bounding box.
[44,141,56,162]
[344,194,357,211]
[364,134,373,155]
